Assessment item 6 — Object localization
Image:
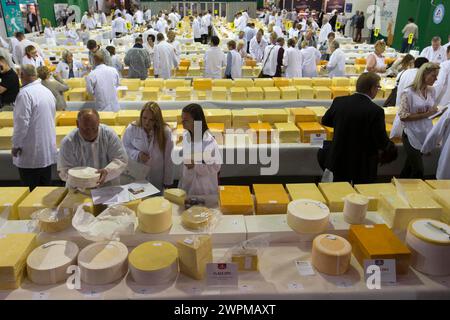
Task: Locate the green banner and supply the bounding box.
[1,0,25,36]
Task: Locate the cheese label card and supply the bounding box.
[364,259,397,283]
[295,260,315,276]
[206,263,238,287]
[310,133,326,146]
[408,33,414,44]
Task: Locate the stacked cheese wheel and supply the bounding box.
[27,241,79,285]
[36,208,72,233]
[343,193,369,224]
[312,234,352,275]
[181,206,213,231]
[67,167,100,189]
[287,199,330,234]
[128,241,179,285]
[78,241,129,285]
[137,197,172,233]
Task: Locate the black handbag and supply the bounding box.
[379,140,398,165]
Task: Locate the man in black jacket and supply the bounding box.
[321,72,391,184]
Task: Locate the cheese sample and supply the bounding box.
[343,193,369,224]
[213,79,233,88]
[137,197,172,233]
[318,182,356,212]
[292,78,312,86]
[297,86,314,99]
[312,78,332,87]
[211,87,227,100]
[249,122,272,144]
[177,236,213,279]
[314,86,332,99]
[305,106,328,122]
[260,109,288,124]
[232,109,259,129]
[204,109,232,128]
[254,78,274,87]
[312,234,351,275]
[378,191,443,230]
[297,122,326,143]
[349,224,411,274]
[143,78,164,88]
[425,180,450,190]
[27,240,79,285]
[280,87,298,100]
[181,206,213,230]
[0,187,30,220]
[331,77,351,87]
[287,199,330,234]
[406,219,450,276]
[241,66,253,77]
[58,111,78,126]
[431,189,450,223]
[253,184,290,215]
[78,241,129,285]
[0,111,14,127]
[246,87,264,100]
[0,127,13,149]
[273,77,291,87]
[262,87,281,100]
[331,86,351,98]
[290,108,317,123]
[56,126,76,147]
[142,87,159,100]
[120,79,140,90]
[18,187,68,220]
[233,79,254,87]
[286,183,326,203]
[274,122,300,143]
[196,90,207,100]
[230,87,247,101]
[193,78,213,91]
[0,234,37,289]
[232,248,258,271]
[163,188,186,206]
[129,241,178,285]
[219,185,254,215]
[354,183,396,211]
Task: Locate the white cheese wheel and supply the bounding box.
[129,241,178,285]
[27,241,79,285]
[343,193,369,224]
[312,234,352,275]
[68,167,100,189]
[181,206,213,231]
[137,197,172,233]
[36,208,72,233]
[163,188,186,206]
[78,241,128,285]
[406,219,450,276]
[287,199,330,234]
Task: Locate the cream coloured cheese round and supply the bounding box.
[287,199,330,234]
[137,197,172,233]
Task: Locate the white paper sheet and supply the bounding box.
[90,181,160,205]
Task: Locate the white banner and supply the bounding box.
[379,0,400,41]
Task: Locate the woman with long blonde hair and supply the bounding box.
[122,102,174,190]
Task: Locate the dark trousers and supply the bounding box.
[354,28,362,42]
[201,34,208,44]
[18,165,52,191]
[194,38,202,43]
[400,132,424,179]
[401,38,415,53]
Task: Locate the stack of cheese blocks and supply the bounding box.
[204,109,232,128]
[427,180,450,224]
[0,186,30,220]
[17,187,68,220]
[274,122,300,143]
[249,123,272,144]
[232,109,259,129]
[176,87,191,101]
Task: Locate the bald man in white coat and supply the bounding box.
[153,33,179,79]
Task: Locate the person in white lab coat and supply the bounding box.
[318,19,333,45]
[58,109,128,187]
[44,20,55,39]
[124,37,151,80]
[112,13,127,37]
[167,30,181,63]
[122,102,174,190]
[21,45,44,68]
[106,46,124,75]
[301,40,321,77]
[168,9,179,29]
[224,40,242,80]
[134,8,144,25]
[249,30,267,63]
[81,12,96,30]
[98,10,107,25]
[86,52,120,112]
[244,23,256,53]
[422,107,450,179]
[420,37,447,64]
[56,50,85,79]
[87,39,112,67]
[204,36,226,79]
[143,34,156,62]
[12,64,56,190]
[234,31,247,53]
[179,104,221,196]
[156,16,168,34]
[324,41,346,77]
[153,33,178,79]
[260,32,280,77]
[199,13,208,44]
[204,10,213,38]
[191,15,202,42]
[283,38,303,78]
[125,11,134,28]
[270,22,283,38]
[144,7,152,22]
[13,32,43,65]
[434,46,450,107]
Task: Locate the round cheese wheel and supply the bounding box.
[406,219,450,276]
[287,199,330,234]
[78,241,128,285]
[27,240,79,285]
[181,206,213,231]
[343,193,369,224]
[68,167,100,189]
[312,234,352,275]
[36,208,72,233]
[137,197,172,233]
[129,241,178,285]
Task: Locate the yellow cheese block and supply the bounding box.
[232,249,258,271]
[354,183,396,211]
[196,90,207,100]
[292,78,312,86]
[314,86,332,99]
[280,86,298,100]
[318,182,357,212]
[233,78,254,87]
[188,67,203,77]
[331,86,351,98]
[212,79,233,88]
[208,123,225,144]
[260,109,288,124]
[116,110,140,125]
[393,179,434,195]
[98,112,117,125]
[177,236,213,280]
[242,66,253,77]
[18,187,68,220]
[0,234,37,290]
[58,190,100,216]
[331,77,350,87]
[165,79,190,89]
[176,66,189,77]
[230,87,247,101]
[246,87,264,100]
[162,109,181,123]
[324,125,334,140]
[232,109,260,128]
[345,65,356,74]
[211,87,227,100]
[305,106,328,122]
[273,77,291,88]
[384,107,397,123]
[285,183,326,203]
[65,78,85,88]
[262,87,280,100]
[431,189,450,223]
[253,184,290,215]
[312,78,332,87]
[120,79,140,91]
[57,111,78,126]
[176,87,191,98]
[425,180,450,190]
[249,122,272,144]
[290,108,317,123]
[193,78,213,91]
[110,126,126,137]
[0,127,13,149]
[254,78,274,87]
[143,78,164,89]
[137,197,172,233]
[164,188,186,206]
[297,86,314,99]
[204,109,232,128]
[142,87,160,101]
[68,88,87,101]
[55,126,76,147]
[0,187,30,220]
[0,112,14,127]
[219,185,254,215]
[274,122,300,143]
[297,122,326,143]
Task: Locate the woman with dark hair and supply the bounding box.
[179,104,221,196]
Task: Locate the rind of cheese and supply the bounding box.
[343,193,369,225]
[177,236,212,280]
[137,197,172,233]
[0,187,30,220]
[312,234,351,275]
[318,182,356,212]
[219,185,254,215]
[286,183,326,203]
[287,199,330,234]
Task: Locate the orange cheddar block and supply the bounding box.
[253,184,290,215]
[219,186,254,215]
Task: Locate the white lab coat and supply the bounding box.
[199,17,208,35]
[10,37,19,61]
[58,124,128,186]
[22,55,44,68]
[14,39,43,65]
[86,64,120,112]
[249,36,268,62]
[169,40,181,62]
[301,46,321,77]
[82,17,97,30]
[134,10,144,24]
[226,50,243,79]
[112,17,127,34]
[261,44,280,77]
[204,46,226,78]
[201,15,210,34]
[235,16,246,32]
[168,13,179,28]
[99,12,107,25]
[420,46,447,64]
[178,130,222,196]
[327,48,346,77]
[318,23,333,44]
[154,41,178,79]
[156,19,168,34]
[55,60,85,79]
[126,14,134,27]
[283,47,303,78]
[122,123,174,190]
[111,55,124,75]
[144,9,152,21]
[192,18,201,39]
[273,25,283,38]
[421,108,450,179]
[434,59,450,106]
[44,27,55,39]
[12,80,57,169]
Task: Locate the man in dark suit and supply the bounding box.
[321,72,392,184]
[27,9,38,32]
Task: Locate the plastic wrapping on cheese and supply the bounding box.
[221,234,270,272]
[181,206,221,233]
[32,207,72,233]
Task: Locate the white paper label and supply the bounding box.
[183,238,194,245]
[206,263,238,287]
[269,200,277,204]
[244,256,252,270]
[365,225,374,228]
[364,259,397,283]
[152,242,162,246]
[295,260,315,276]
[310,133,326,146]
